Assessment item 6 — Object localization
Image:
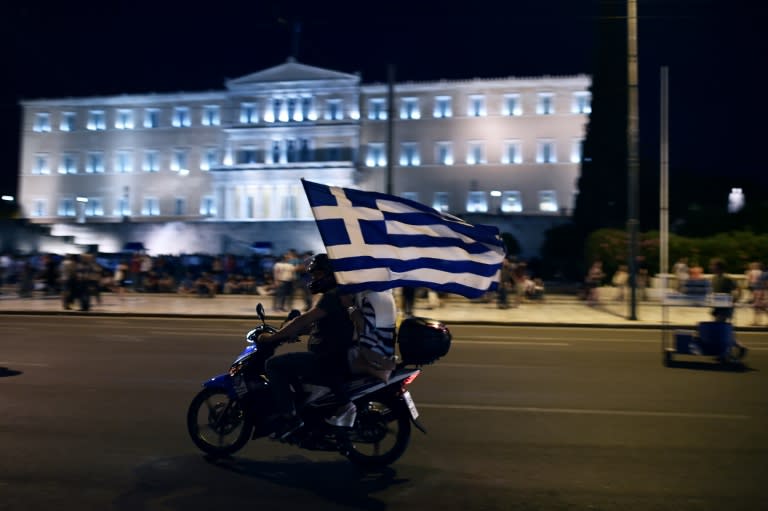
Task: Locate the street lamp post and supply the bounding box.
[627,0,640,320]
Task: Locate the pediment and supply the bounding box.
[227,58,359,89]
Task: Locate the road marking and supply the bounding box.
[438,363,546,369]
[96,335,145,343]
[418,403,751,420]
[0,361,50,367]
[453,340,569,346]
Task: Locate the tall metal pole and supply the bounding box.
[386,64,395,195]
[660,67,670,347]
[627,0,640,320]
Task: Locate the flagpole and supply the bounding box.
[386,64,395,195]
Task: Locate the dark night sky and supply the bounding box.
[2,0,766,199]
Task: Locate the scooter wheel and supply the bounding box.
[187,387,253,457]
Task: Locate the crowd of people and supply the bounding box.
[582,256,768,326]
[0,250,290,310]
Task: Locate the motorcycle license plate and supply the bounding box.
[403,391,419,419]
[233,375,248,397]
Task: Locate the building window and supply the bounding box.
[59,153,78,174]
[143,150,160,172]
[33,154,50,175]
[115,196,131,217]
[86,152,105,173]
[84,198,104,217]
[572,91,592,114]
[571,139,583,163]
[365,143,386,167]
[325,99,343,121]
[433,192,450,212]
[436,142,454,165]
[200,196,216,216]
[400,142,420,166]
[142,197,160,216]
[466,141,486,165]
[400,98,420,120]
[467,191,488,213]
[434,96,452,118]
[266,141,280,164]
[201,148,218,171]
[401,192,419,203]
[34,113,51,132]
[174,197,186,216]
[115,109,134,129]
[58,198,76,217]
[368,98,387,120]
[538,190,559,212]
[301,96,316,121]
[503,94,522,116]
[288,98,301,121]
[326,143,342,162]
[202,105,221,126]
[171,149,189,173]
[115,151,133,173]
[172,107,191,127]
[536,140,556,163]
[537,93,555,115]
[144,108,160,128]
[500,191,523,213]
[87,110,106,131]
[281,191,298,219]
[32,199,47,217]
[299,139,312,161]
[60,112,76,132]
[239,103,258,124]
[468,95,486,117]
[502,140,523,164]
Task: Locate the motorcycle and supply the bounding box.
[186,303,451,468]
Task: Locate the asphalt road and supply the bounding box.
[1,316,766,511]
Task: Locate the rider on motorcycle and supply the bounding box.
[257,253,356,438]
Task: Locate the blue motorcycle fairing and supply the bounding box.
[202,373,238,398]
[233,344,259,365]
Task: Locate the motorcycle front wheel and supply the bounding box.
[187,387,253,457]
[339,396,411,468]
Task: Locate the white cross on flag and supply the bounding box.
[301,179,504,298]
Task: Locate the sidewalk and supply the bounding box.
[1,289,764,330]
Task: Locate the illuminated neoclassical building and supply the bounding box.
[17,58,590,256]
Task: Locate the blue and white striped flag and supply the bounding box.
[301,179,505,299]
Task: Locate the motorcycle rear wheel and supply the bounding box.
[187,387,253,457]
[340,396,411,468]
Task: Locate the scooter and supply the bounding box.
[186,303,451,468]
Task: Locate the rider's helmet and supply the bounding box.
[307,253,337,294]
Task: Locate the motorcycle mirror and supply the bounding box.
[287,309,301,321]
[256,303,266,322]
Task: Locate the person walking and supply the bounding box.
[611,265,629,301]
[272,253,296,312]
[751,265,768,326]
[584,260,604,306]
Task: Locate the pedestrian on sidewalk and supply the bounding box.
[751,264,768,326]
[584,260,604,306]
[611,264,629,301]
[497,257,513,309]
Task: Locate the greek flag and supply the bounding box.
[301,179,505,299]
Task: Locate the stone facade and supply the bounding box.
[17,58,590,258]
